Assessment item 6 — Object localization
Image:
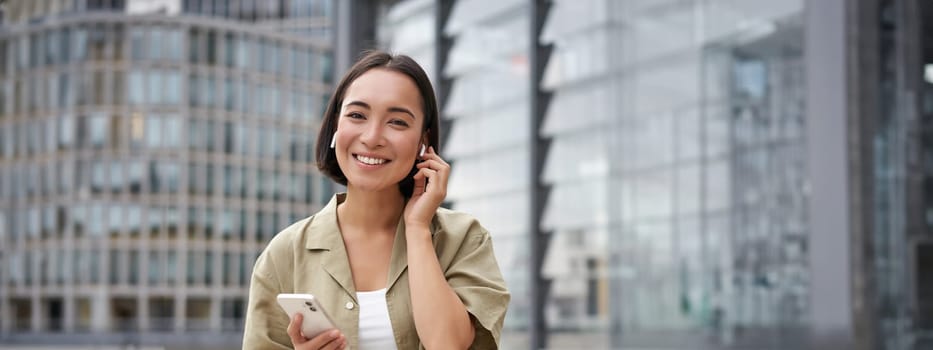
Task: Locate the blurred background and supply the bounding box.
[0,0,931,349]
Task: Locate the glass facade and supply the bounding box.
[377,0,817,348]
[0,0,334,345]
[379,1,534,347]
[442,0,532,347]
[871,0,933,348]
[540,1,808,348]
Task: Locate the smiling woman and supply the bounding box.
[243,51,510,350]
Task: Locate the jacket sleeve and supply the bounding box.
[444,228,511,349]
[242,243,293,350]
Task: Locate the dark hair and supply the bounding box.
[315,50,440,196]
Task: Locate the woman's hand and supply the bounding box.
[286,313,346,350]
[404,146,449,231]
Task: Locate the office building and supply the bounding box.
[0,0,334,347]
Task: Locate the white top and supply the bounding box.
[356,288,398,350]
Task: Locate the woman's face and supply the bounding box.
[333,68,425,194]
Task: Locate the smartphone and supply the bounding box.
[276,293,338,339]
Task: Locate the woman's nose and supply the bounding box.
[359,122,384,147]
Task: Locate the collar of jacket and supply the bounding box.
[303,193,440,301]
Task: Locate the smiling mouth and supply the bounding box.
[354,154,389,165]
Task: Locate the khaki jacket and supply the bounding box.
[242,194,510,349]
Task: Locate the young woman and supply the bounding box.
[243,51,510,350]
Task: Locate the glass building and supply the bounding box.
[378,1,535,347]
[0,0,334,347]
[377,0,933,349]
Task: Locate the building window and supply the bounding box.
[205,162,215,195]
[71,27,87,61]
[166,251,177,284]
[162,114,181,148]
[223,78,234,110]
[148,70,163,105]
[130,27,145,60]
[166,28,183,61]
[205,30,218,66]
[186,250,198,284]
[57,73,71,108]
[127,205,141,236]
[238,209,247,240]
[161,162,180,193]
[128,71,144,105]
[126,160,143,194]
[321,53,332,83]
[224,32,235,67]
[89,248,100,283]
[88,25,107,61]
[110,249,120,284]
[112,24,124,62]
[204,250,213,284]
[149,27,163,61]
[222,165,233,196]
[221,209,235,239]
[88,203,104,236]
[221,298,245,331]
[145,114,161,148]
[91,160,106,193]
[108,204,122,236]
[41,205,54,238]
[188,28,201,64]
[205,119,216,152]
[88,113,108,148]
[222,252,232,285]
[165,71,182,105]
[203,75,215,108]
[128,250,139,284]
[148,251,161,284]
[149,206,163,237]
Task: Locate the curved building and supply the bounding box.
[0,0,335,347]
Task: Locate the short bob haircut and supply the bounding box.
[315,50,440,197]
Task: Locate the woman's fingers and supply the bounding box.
[415,156,450,189]
[286,314,305,345]
[304,329,344,350]
[413,167,446,195]
[318,333,347,350]
[286,314,345,350]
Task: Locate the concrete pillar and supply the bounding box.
[63,295,74,332]
[805,0,857,348]
[31,296,41,332]
[91,287,110,332]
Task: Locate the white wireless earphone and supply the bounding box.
[419,144,426,158]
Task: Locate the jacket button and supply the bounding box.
[345,301,354,310]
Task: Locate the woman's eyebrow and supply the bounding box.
[345,100,415,119]
[344,100,372,110]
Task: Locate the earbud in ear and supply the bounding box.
[419,144,426,158]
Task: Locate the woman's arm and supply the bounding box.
[406,224,475,349]
[403,146,474,349]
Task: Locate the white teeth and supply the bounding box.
[356,155,387,165]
